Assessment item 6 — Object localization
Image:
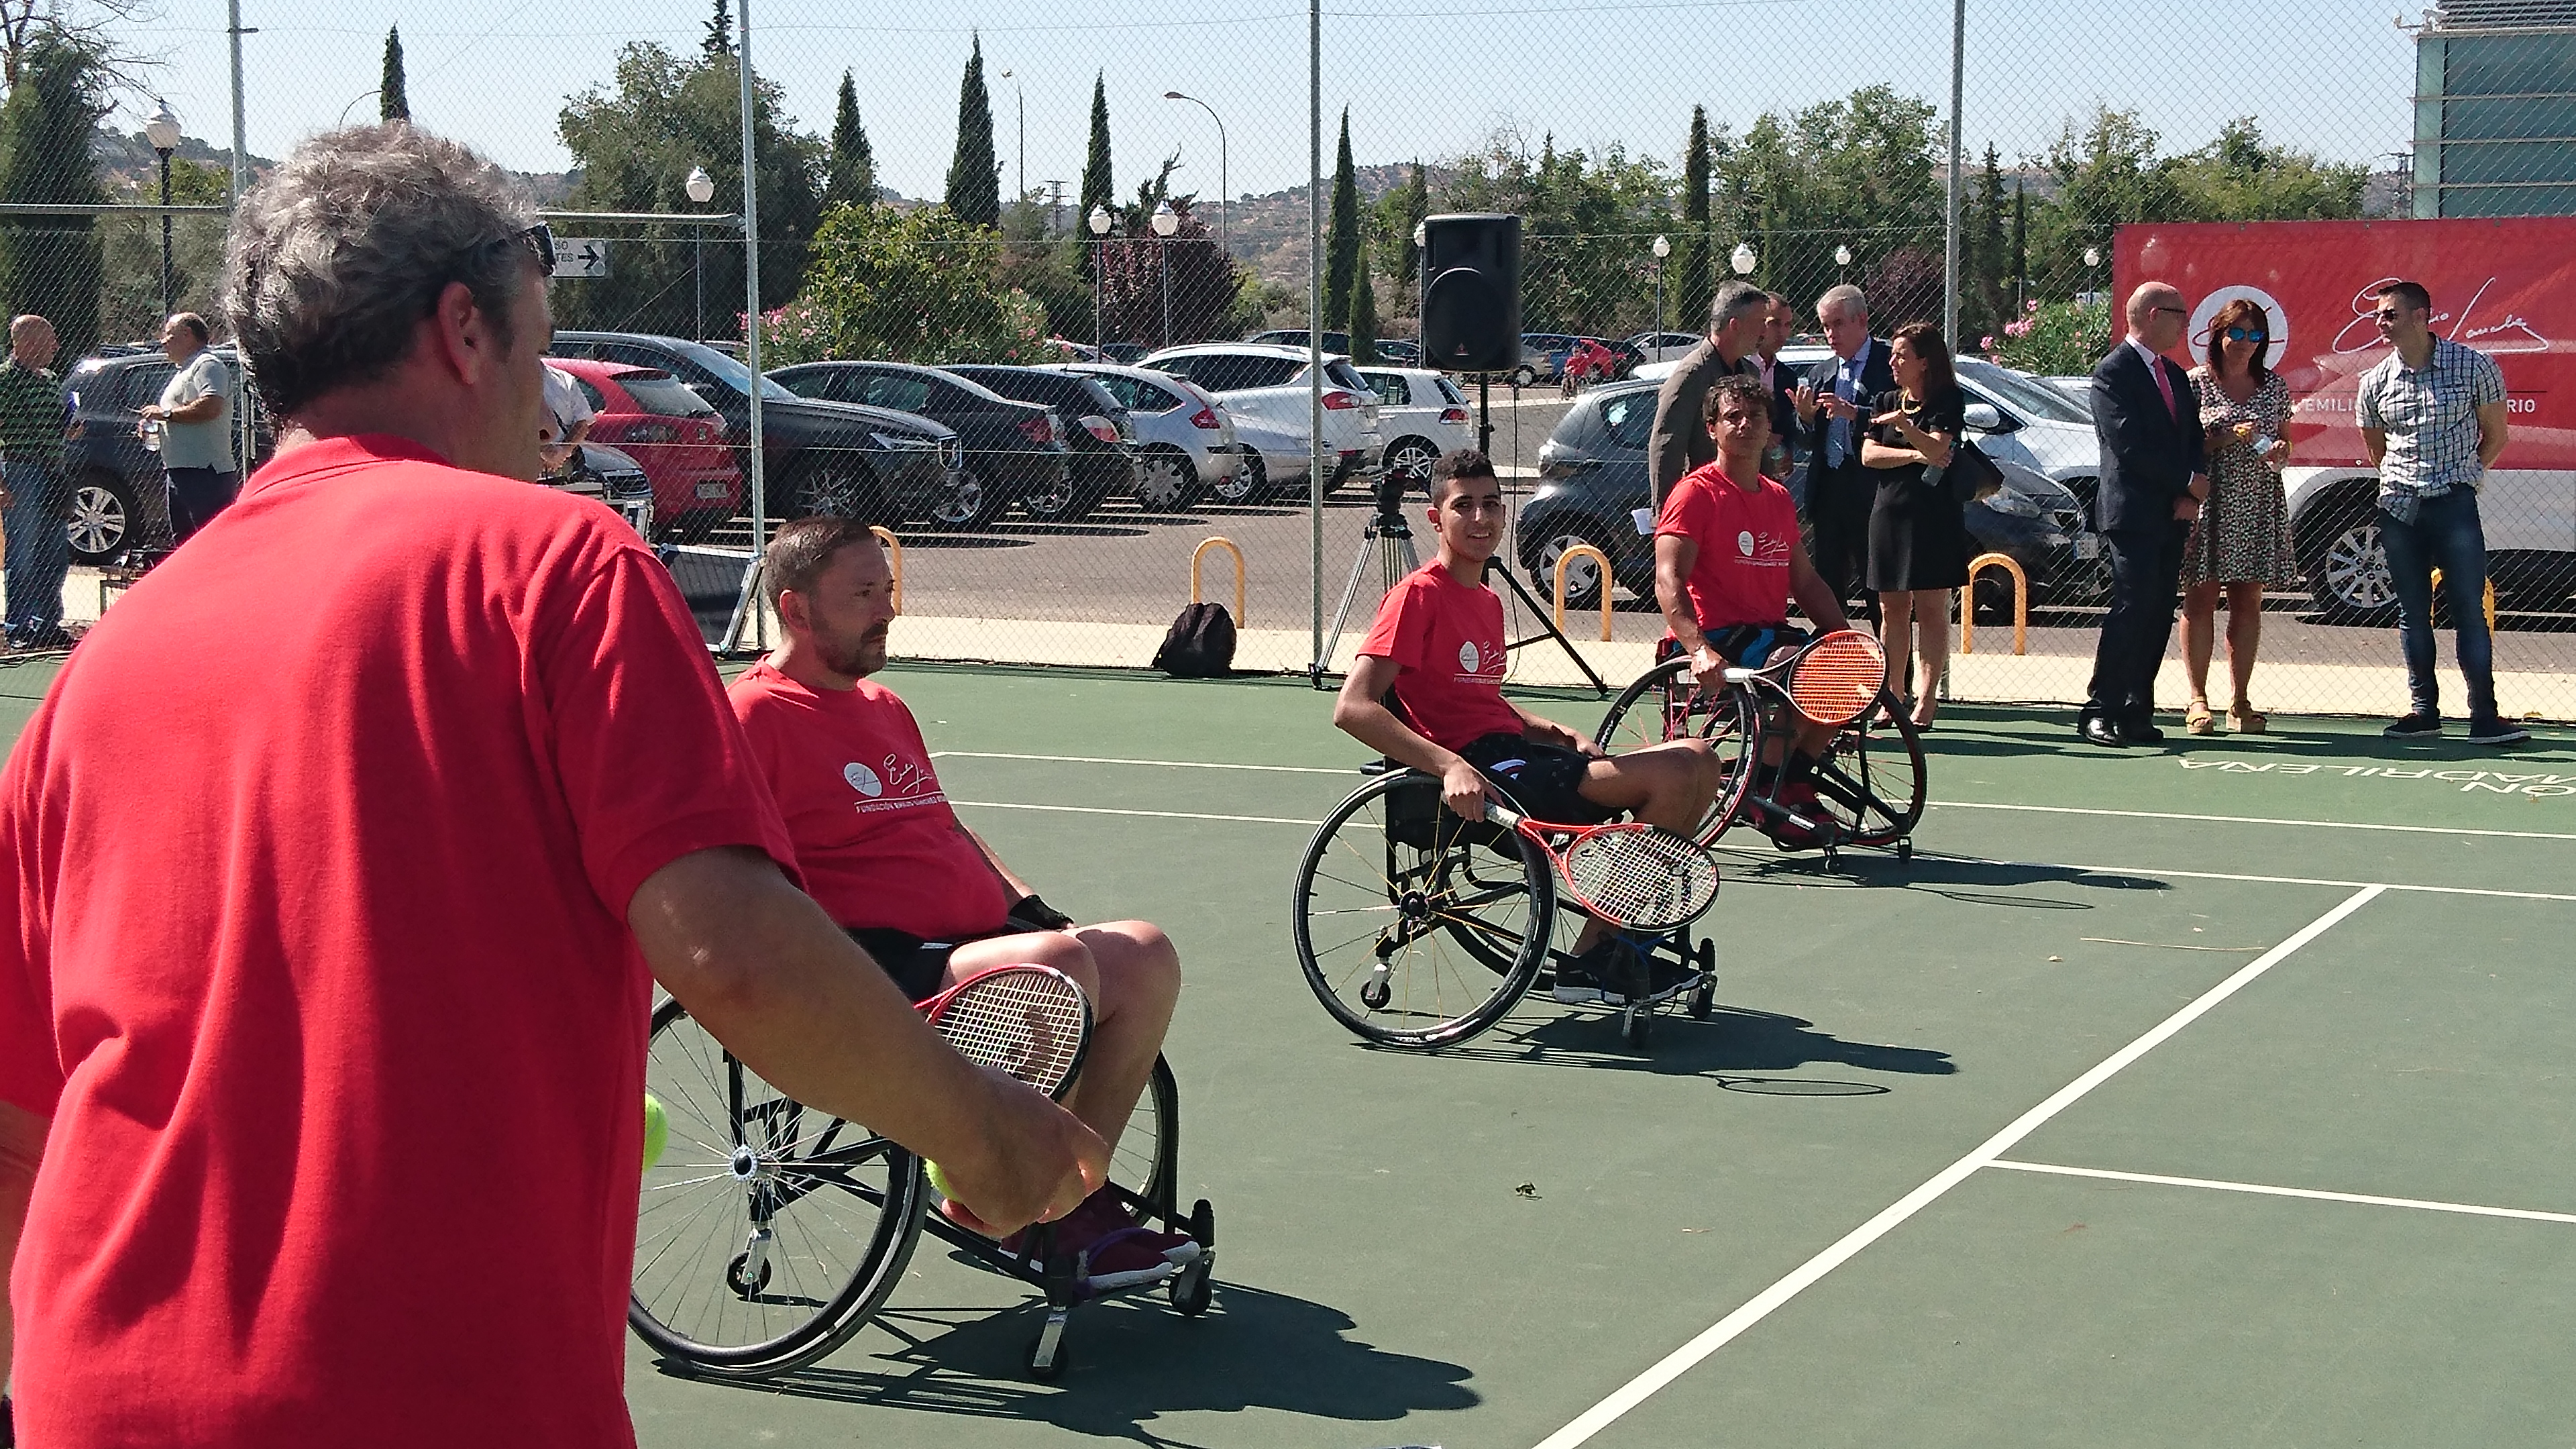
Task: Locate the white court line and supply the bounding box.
[931,751,1350,776]
[1527,885,2385,1449]
[1986,1160,2576,1227]
[951,800,1318,826]
[1933,799,2576,843]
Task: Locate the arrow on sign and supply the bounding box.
[551,239,611,279]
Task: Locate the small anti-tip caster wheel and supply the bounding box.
[1686,976,1715,1020]
[1896,840,1915,863]
[1623,1006,1650,1049]
[1359,977,1391,1010]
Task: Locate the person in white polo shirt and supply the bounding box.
[136,312,237,545]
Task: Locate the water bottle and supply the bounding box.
[141,417,162,453]
[2251,433,2279,470]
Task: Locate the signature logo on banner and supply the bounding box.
[2328,276,2551,357]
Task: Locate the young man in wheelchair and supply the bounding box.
[728,517,1198,1295]
[1333,448,1723,1005]
[1656,373,1856,847]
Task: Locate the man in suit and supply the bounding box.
[1792,284,1896,621]
[1755,294,1803,478]
[1647,279,1767,506]
[2079,282,2210,747]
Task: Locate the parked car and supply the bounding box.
[1097,342,1150,364]
[1515,333,1581,386]
[1374,338,1421,365]
[63,345,272,564]
[1246,328,1352,354]
[1521,378,2104,615]
[546,359,739,540]
[549,331,965,528]
[1358,367,1474,488]
[769,360,1065,530]
[942,364,1140,523]
[551,441,657,539]
[1057,362,1241,512]
[1140,343,1382,502]
[1624,331,1703,368]
[1951,358,2105,525]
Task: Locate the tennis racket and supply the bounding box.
[916,963,1093,1102]
[1481,802,1721,930]
[1725,629,1887,727]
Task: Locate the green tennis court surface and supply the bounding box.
[9,654,2573,1446]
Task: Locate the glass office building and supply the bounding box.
[2413,1,2576,217]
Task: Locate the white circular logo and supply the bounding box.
[2186,284,2290,365]
[1458,641,1481,672]
[843,761,884,798]
[1737,530,1756,557]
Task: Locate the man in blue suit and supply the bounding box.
[2079,282,2209,747]
[1794,284,1897,621]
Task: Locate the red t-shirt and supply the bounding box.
[729,664,1012,941]
[1656,460,1801,636]
[1356,561,1525,753]
[0,435,797,1449]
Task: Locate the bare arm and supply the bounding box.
[1655,532,1727,691]
[142,394,225,424]
[2361,427,2387,470]
[629,846,1104,1233]
[1334,653,1489,818]
[2475,399,2509,472]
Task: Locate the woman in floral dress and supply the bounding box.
[2182,298,2296,733]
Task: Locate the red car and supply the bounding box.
[547,358,741,540]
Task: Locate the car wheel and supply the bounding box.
[1212,452,1263,506]
[2300,497,2398,624]
[1527,520,1615,612]
[1382,436,1439,492]
[1511,365,1537,388]
[1017,468,1083,522]
[67,472,135,565]
[924,467,1004,531]
[1132,447,1201,513]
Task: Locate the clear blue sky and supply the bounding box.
[119,0,2418,205]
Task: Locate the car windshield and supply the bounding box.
[1956,359,2092,425]
[661,337,800,402]
[616,372,719,417]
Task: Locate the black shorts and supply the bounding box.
[1459,733,1612,826]
[845,925,1016,1004]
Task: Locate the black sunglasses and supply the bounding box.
[515,223,555,274]
[2222,326,2267,343]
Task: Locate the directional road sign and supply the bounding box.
[551,239,610,280]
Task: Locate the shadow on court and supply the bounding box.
[1719,851,2176,911]
[1429,1004,1953,1088]
[643,1282,1477,1442]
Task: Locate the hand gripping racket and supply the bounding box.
[1481,802,1721,930]
[1725,628,1888,727]
[917,964,1093,1101]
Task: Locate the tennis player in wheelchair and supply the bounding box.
[1656,374,1858,848]
[1332,447,1722,1006]
[727,516,1199,1296]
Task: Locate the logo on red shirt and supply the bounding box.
[843,761,883,796]
[849,751,945,814]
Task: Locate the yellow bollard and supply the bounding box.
[869,526,903,614]
[1552,544,1615,641]
[1961,552,2029,656]
[2426,567,2498,631]
[1191,536,1246,625]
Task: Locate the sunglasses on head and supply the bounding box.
[515,223,555,274]
[2222,326,2267,343]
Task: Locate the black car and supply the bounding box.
[769,361,1065,531]
[1519,379,2106,616]
[941,366,1139,523]
[549,332,967,528]
[63,346,275,565]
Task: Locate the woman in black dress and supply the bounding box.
[1860,321,1968,729]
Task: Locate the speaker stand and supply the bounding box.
[1487,555,1610,698]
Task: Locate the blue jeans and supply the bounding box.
[3,460,69,635]
[2378,489,2494,720]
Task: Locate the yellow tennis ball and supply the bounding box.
[924,1159,955,1198]
[642,1092,669,1173]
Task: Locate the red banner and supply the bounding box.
[2116,218,2571,468]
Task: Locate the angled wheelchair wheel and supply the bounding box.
[631,997,928,1380]
[1292,770,1555,1050]
[1809,692,1927,848]
[1595,657,1759,843]
[1111,1054,1180,1223]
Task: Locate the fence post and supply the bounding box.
[1962,553,2029,656]
[1192,536,1246,625]
[1552,545,1615,642]
[869,526,903,614]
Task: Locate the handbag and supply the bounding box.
[1945,438,2006,502]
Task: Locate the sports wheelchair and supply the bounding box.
[1290,763,1719,1052]
[1592,630,1925,867]
[629,998,1216,1383]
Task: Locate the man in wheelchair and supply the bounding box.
[728,517,1198,1297]
[1656,374,1855,847]
[1333,448,1721,1005]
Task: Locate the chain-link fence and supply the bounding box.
[11,1,2572,720]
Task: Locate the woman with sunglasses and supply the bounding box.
[2180,299,2295,733]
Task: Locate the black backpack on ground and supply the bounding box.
[1153,602,1237,678]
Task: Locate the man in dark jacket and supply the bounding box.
[1646,280,1767,506]
[1793,284,1896,619]
[2079,282,2209,747]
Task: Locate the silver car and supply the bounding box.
[1053,362,1241,512]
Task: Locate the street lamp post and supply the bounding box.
[1000,69,1025,217]
[1731,240,1757,278]
[1162,91,1228,257]
[1150,200,1179,347]
[2083,246,2102,305]
[145,102,182,318]
[1652,232,1670,347]
[686,166,715,341]
[1088,205,1113,352]
[1835,243,1852,284]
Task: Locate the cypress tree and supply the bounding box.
[1393,159,1426,289]
[822,70,873,211]
[1968,144,2008,345]
[702,0,732,56]
[943,34,999,228]
[1078,73,1113,228]
[0,36,106,360]
[378,25,409,122]
[1323,107,1358,332]
[1677,106,1713,333]
[1347,237,1379,365]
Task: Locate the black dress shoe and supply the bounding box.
[2080,716,2129,747]
[2121,719,2167,744]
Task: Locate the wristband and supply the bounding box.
[1007,893,1076,932]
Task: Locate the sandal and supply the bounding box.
[2185,701,2215,735]
[2228,703,2267,734]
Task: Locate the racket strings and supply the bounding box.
[1786,633,1888,727]
[1561,829,1720,928]
[934,972,1089,1098]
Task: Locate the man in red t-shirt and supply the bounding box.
[1334,449,1721,1004]
[730,518,1197,1295]
[1657,373,1855,843]
[0,125,1100,1449]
